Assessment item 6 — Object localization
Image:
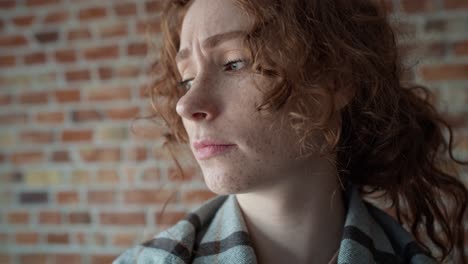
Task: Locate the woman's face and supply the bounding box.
[175,0,320,194]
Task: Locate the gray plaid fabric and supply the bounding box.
[113,185,437,263]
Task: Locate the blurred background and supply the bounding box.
[0,0,467,263]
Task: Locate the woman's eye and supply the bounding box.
[178,79,193,91]
[223,59,246,71]
[177,60,246,92]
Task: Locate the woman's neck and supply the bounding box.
[235,167,345,264]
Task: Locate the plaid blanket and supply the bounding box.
[113,185,437,263]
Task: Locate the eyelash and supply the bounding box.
[177,59,247,91]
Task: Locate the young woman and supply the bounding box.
[114,0,467,263]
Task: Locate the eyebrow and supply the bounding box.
[176,30,247,63]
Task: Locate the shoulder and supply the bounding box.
[113,195,229,264]
[341,185,438,264]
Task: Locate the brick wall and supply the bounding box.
[0,0,467,263]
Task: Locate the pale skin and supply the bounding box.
[175,0,347,263]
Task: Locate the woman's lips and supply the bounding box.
[194,144,236,160]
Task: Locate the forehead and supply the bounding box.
[179,0,253,50]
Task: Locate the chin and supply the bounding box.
[201,169,253,195]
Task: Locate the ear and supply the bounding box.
[333,85,355,111]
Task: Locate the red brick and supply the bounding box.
[24,52,46,64]
[402,0,437,12]
[454,39,468,56]
[127,147,147,161]
[52,150,69,162]
[420,64,468,81]
[418,42,446,58]
[136,18,161,34]
[0,113,27,125]
[52,254,82,263]
[112,232,137,247]
[145,1,162,13]
[98,67,113,80]
[67,28,91,41]
[61,129,93,142]
[47,233,69,244]
[99,23,128,38]
[65,69,90,82]
[91,255,118,264]
[0,0,15,9]
[87,191,115,203]
[55,89,80,103]
[1,171,23,183]
[19,254,47,264]
[444,0,468,9]
[79,7,107,21]
[11,152,43,165]
[7,211,29,224]
[57,191,79,204]
[67,29,91,41]
[19,91,48,104]
[0,254,10,264]
[182,190,216,204]
[19,131,54,144]
[34,31,59,43]
[26,0,60,6]
[99,212,146,225]
[116,65,140,78]
[0,35,27,47]
[0,232,8,243]
[131,122,169,141]
[19,191,48,204]
[55,49,76,63]
[36,111,64,123]
[114,3,137,16]
[142,167,162,182]
[106,106,140,120]
[71,109,102,122]
[127,42,148,56]
[91,232,109,246]
[123,189,173,204]
[43,11,68,24]
[424,19,445,33]
[0,55,15,67]
[87,86,131,101]
[0,94,12,105]
[96,169,119,183]
[68,212,91,224]
[12,15,35,26]
[39,211,61,224]
[15,232,39,244]
[80,148,121,162]
[155,210,186,226]
[1,169,21,182]
[83,45,119,60]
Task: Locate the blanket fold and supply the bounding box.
[113,186,436,263]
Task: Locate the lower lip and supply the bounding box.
[195,145,236,160]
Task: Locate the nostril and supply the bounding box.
[192,112,207,119]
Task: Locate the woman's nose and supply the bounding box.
[175,78,219,122]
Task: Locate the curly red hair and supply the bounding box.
[145,0,468,262]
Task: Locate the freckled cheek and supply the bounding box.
[236,120,275,160]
